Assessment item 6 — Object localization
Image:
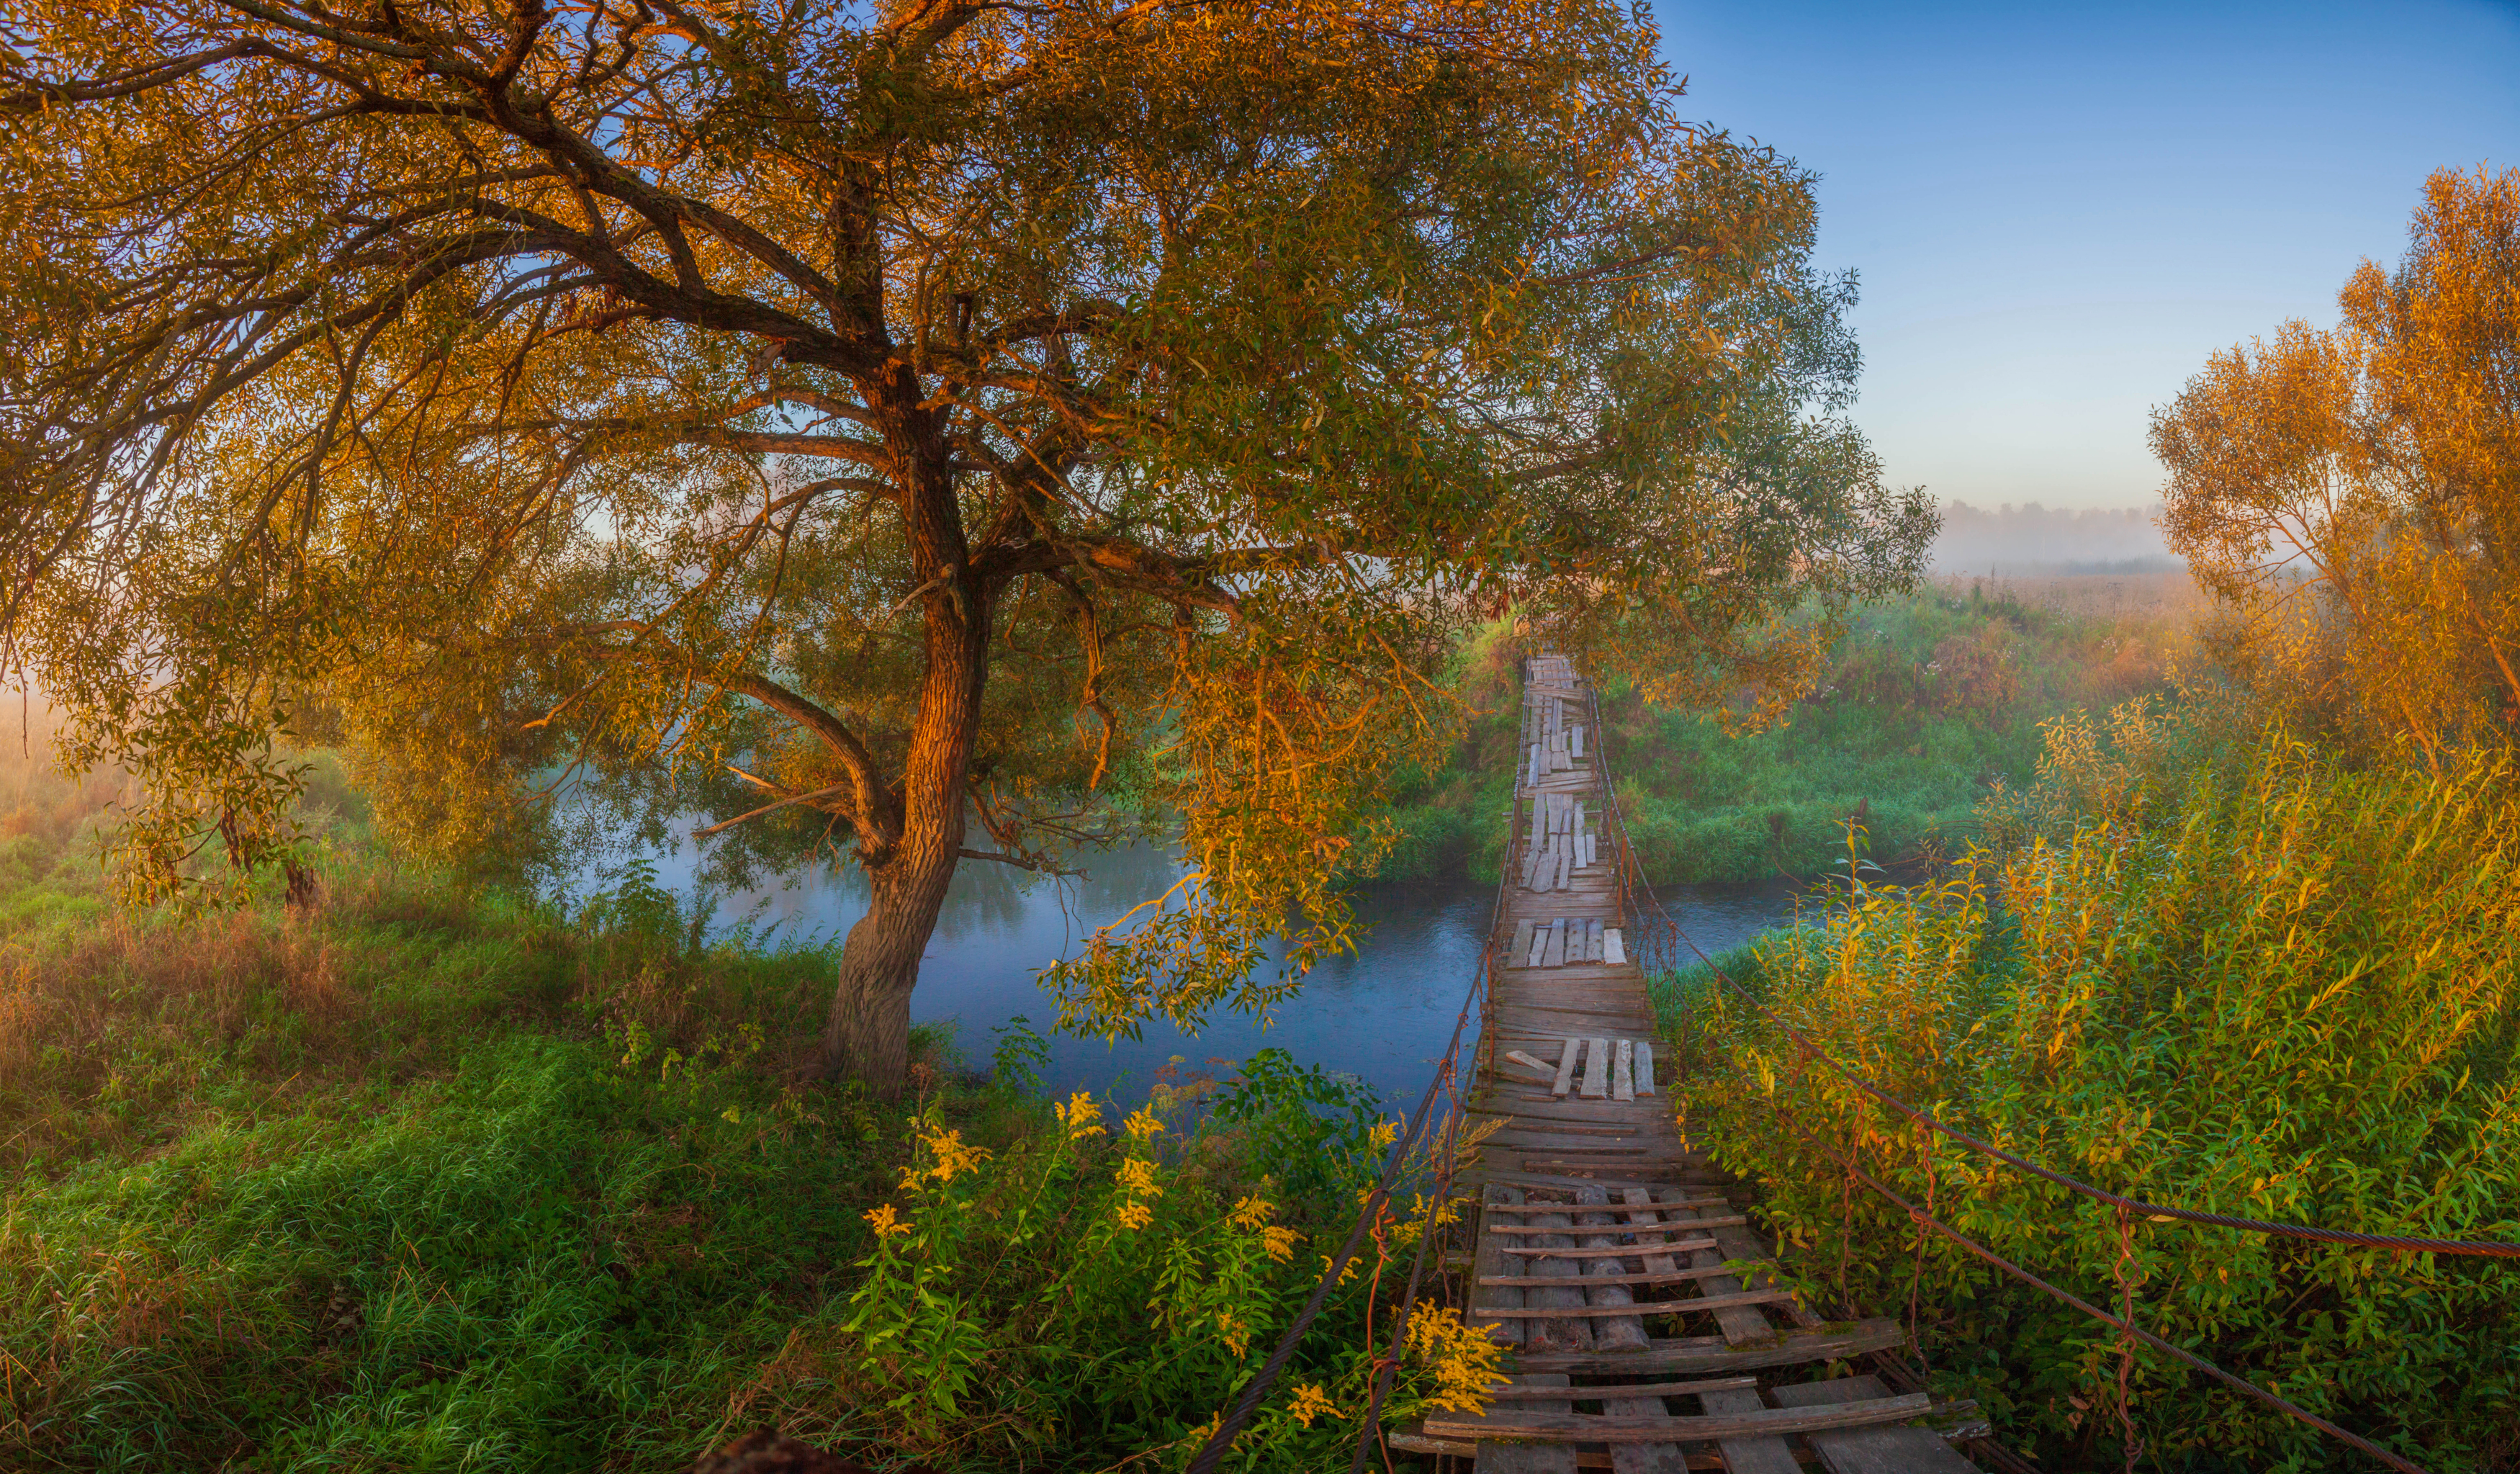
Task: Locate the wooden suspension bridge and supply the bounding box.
[1398,653,1989,1474]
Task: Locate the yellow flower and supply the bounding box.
[863,1203,912,1238]
[1229,1195,1273,1229]
[1115,1156,1164,1197]
[1216,1311,1249,1358]
[1401,1303,1508,1414]
[1116,1200,1153,1229]
[919,1127,991,1183]
[1055,1090,1105,1138]
[1261,1226,1301,1262]
[1287,1382,1344,1429]
[1369,1120,1398,1151]
[1123,1105,1164,1141]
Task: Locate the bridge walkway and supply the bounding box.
[1410,653,1980,1474]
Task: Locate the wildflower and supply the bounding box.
[863,1203,912,1238]
[1261,1226,1301,1262]
[1229,1195,1273,1229]
[1217,1311,1249,1357]
[1287,1382,1345,1428]
[1116,1200,1153,1230]
[920,1127,991,1183]
[1055,1090,1105,1138]
[1123,1105,1164,1141]
[1402,1303,1508,1414]
[1369,1119,1398,1151]
[1116,1156,1164,1197]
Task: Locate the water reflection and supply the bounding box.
[586,837,1806,1108]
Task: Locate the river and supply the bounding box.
[598,840,1810,1110]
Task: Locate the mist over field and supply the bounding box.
[1929,500,2177,575]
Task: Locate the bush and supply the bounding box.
[1668,729,2520,1470]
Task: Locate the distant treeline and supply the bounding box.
[1931,500,2179,575]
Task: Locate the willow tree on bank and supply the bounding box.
[0,0,1929,1092]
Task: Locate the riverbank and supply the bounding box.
[1372,576,2200,886]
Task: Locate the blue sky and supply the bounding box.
[1657,0,2519,509]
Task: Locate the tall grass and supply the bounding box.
[1662,719,2520,1470]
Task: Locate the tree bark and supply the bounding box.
[822,848,957,1096]
[819,421,990,1096]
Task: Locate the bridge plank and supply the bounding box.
[1426,1395,1932,1443]
[1770,1375,1979,1474]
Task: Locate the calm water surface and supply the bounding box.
[603,840,1809,1109]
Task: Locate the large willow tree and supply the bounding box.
[0,0,1927,1091]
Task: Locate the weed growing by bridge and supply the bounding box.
[1659,712,2520,1470]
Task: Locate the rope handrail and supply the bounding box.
[1580,680,2440,1474]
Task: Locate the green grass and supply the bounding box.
[1369,578,2196,885]
[0,812,1455,1471]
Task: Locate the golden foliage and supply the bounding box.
[0,0,1925,1076]
[2154,165,2520,755]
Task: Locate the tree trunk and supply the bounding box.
[819,434,991,1095]
[822,845,959,1095]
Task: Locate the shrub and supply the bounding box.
[1669,731,2520,1470]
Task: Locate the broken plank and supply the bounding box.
[1551,1037,1581,1098]
[1579,1038,1609,1099]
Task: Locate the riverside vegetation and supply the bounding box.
[1657,168,2520,1473]
[1373,572,2201,887]
[0,745,1497,1471]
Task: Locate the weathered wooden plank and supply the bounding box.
[1647,1188,1783,1348]
[1768,1376,1979,1474]
[1504,1318,1909,1376]
[1522,1197,1593,1354]
[1588,920,1607,962]
[1470,1236,1719,1259]
[1604,927,1627,965]
[1699,1388,1804,1474]
[1482,1375,1755,1400]
[1472,1185,1526,1349]
[1635,1041,1655,1095]
[1580,1037,1609,1099]
[1474,1372,1578,1474]
[1503,1050,1559,1083]
[1426,1396,1932,1444]
[1552,1037,1581,1097]
[1614,1038,1636,1102]
[1468,1289,1801,1319]
[1480,1264,1778,1289]
[1578,1185,1649,1352]
[1510,920,1537,969]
